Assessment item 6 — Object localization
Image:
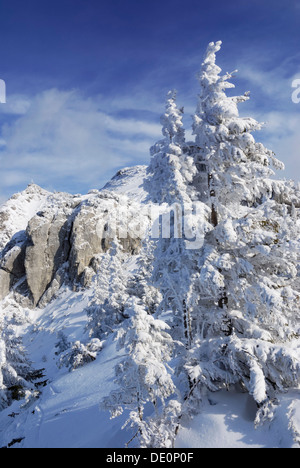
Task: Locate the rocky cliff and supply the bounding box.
[0,165,148,307]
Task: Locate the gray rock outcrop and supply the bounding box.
[0,175,147,307]
[0,168,149,307]
[25,206,74,306]
[0,236,27,301]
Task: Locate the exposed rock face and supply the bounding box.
[25,206,74,306]
[0,242,26,296]
[0,184,50,301]
[68,193,142,285]
[0,240,25,301]
[0,167,148,307]
[69,200,105,283]
[0,269,10,300]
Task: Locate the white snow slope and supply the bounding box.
[1,285,299,448]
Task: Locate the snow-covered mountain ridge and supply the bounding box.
[0,165,149,308]
[0,41,299,448]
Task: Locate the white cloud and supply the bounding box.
[257,110,300,179]
[0,89,161,200]
[0,93,31,115]
[103,113,161,138]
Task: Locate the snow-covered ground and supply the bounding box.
[103,165,148,202]
[0,288,132,448]
[0,286,299,448]
[0,184,50,251]
[176,389,300,449]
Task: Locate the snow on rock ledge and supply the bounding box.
[0,167,148,306]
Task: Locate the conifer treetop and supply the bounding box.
[192,40,285,217]
[194,40,252,132]
[160,89,185,146]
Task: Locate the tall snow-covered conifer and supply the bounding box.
[186,41,300,413]
[86,239,130,338]
[101,297,175,447]
[192,40,286,225]
[145,90,200,380]
[0,322,34,409]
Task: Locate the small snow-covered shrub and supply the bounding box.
[58,339,103,371]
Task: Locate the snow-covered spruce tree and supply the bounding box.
[145,89,205,342]
[192,40,286,222]
[145,89,196,205]
[58,338,103,371]
[144,90,212,430]
[186,41,300,414]
[86,239,130,339]
[101,297,176,448]
[0,337,8,408]
[145,92,210,426]
[126,242,162,316]
[145,90,194,364]
[0,323,34,409]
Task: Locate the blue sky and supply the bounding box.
[0,0,299,202]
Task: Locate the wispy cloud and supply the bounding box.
[256,110,300,179]
[0,88,162,201]
[0,94,31,115]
